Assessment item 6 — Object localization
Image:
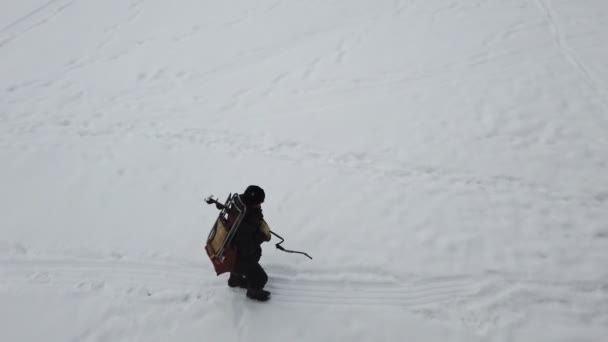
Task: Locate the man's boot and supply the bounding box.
[246,288,271,301]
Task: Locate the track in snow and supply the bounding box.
[0,0,75,48]
[2,252,606,336]
[0,255,482,309]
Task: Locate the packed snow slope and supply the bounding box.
[1,0,608,341]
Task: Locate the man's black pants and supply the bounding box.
[232,259,268,290]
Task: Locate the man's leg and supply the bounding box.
[245,263,270,301]
[227,272,247,288]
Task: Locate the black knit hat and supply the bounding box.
[241,185,265,206]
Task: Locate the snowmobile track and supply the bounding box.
[0,256,483,309]
[0,0,76,48]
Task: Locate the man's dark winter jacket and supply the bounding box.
[233,206,269,262]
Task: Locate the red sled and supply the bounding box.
[204,193,247,275]
[205,243,237,275]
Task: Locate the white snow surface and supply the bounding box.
[1,0,608,341]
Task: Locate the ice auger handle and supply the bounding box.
[270,231,312,260]
[204,196,226,210]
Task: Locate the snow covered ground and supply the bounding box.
[1,0,608,341]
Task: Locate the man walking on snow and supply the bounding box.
[227,185,272,301]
